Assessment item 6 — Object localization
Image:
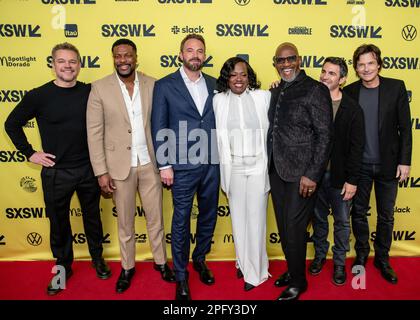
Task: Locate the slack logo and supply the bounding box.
[64,24,78,38]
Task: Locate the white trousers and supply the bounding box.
[228,165,269,287]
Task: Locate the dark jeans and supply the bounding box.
[41,163,104,271]
[312,171,351,266]
[351,163,398,262]
[171,164,219,281]
[269,164,315,288]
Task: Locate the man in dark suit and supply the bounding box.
[309,57,365,286]
[268,42,333,300]
[151,34,219,300]
[344,44,412,284]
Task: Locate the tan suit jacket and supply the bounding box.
[87,72,158,180]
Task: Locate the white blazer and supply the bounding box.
[213,89,271,196]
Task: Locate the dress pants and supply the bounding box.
[351,163,398,262]
[171,164,219,281]
[41,163,104,272]
[113,163,166,270]
[269,163,315,288]
[312,171,352,266]
[228,159,269,287]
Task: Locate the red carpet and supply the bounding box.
[1,257,420,300]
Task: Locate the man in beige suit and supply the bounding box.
[87,39,175,293]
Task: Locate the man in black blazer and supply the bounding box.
[343,44,412,284]
[268,42,333,300]
[309,57,365,286]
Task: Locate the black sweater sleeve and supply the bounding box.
[4,90,38,159]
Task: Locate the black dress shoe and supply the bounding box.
[274,271,291,287]
[154,263,176,283]
[374,260,398,284]
[176,280,191,300]
[92,258,111,280]
[277,285,307,301]
[236,269,243,279]
[116,267,135,293]
[46,268,73,296]
[308,258,326,275]
[332,265,346,286]
[244,282,255,291]
[193,261,215,285]
[352,255,368,269]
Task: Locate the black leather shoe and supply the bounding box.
[244,282,255,291]
[92,258,111,280]
[237,269,243,279]
[193,261,215,285]
[332,265,346,286]
[352,255,368,269]
[154,263,176,283]
[277,285,307,301]
[308,258,326,275]
[274,271,291,287]
[176,280,191,300]
[115,267,135,293]
[374,260,398,284]
[46,268,73,296]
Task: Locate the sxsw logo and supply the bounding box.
[112,205,145,217]
[73,233,111,244]
[41,0,96,4]
[64,24,78,38]
[0,150,26,162]
[217,205,230,217]
[160,55,214,68]
[0,24,41,37]
[371,230,416,241]
[399,177,420,188]
[382,56,419,70]
[301,55,325,68]
[5,207,45,219]
[216,24,269,37]
[273,0,327,4]
[385,0,420,8]
[0,235,5,245]
[408,90,412,103]
[101,24,155,37]
[157,0,212,3]
[47,55,100,68]
[330,25,382,38]
[269,232,312,243]
[165,233,214,244]
[0,90,28,103]
[412,118,420,130]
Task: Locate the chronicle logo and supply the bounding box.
[402,25,417,41]
[20,176,37,193]
[0,56,36,68]
[347,0,365,4]
[288,26,312,35]
[235,0,251,5]
[27,232,42,246]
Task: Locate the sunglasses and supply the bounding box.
[272,55,298,64]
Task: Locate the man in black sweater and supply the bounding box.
[4,43,111,295]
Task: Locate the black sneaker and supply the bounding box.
[332,265,346,286]
[308,258,326,275]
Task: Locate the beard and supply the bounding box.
[182,58,203,72]
[280,69,298,83]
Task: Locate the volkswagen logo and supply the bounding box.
[27,232,42,246]
[402,25,417,41]
[235,0,251,6]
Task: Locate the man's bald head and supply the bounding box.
[273,42,301,83]
[275,42,299,57]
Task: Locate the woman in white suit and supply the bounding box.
[213,57,270,291]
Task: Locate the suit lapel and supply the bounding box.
[201,74,214,117]
[138,72,149,129]
[172,70,202,117]
[378,76,387,133]
[109,74,131,125]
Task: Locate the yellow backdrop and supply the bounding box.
[0,0,418,263]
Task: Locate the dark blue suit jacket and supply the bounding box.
[151,69,218,171]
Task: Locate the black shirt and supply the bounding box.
[4,81,91,168]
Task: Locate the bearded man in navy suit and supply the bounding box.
[151,34,219,301]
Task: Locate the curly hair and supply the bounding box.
[216,57,261,93]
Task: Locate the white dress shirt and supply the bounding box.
[116,72,151,167]
[179,65,208,116]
